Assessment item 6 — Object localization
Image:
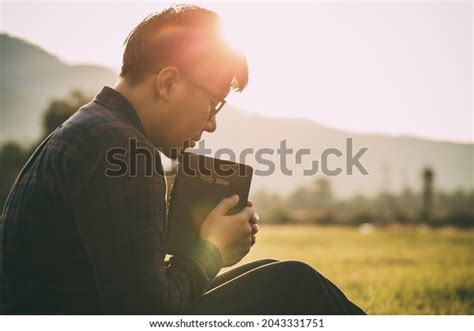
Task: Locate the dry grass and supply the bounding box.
[221,224,474,314]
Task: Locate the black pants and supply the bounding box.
[185,259,366,315]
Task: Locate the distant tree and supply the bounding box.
[399,186,417,210]
[420,167,434,223]
[287,176,334,211]
[252,190,285,220]
[373,191,397,213]
[267,207,292,225]
[310,177,333,209]
[287,187,310,210]
[42,89,90,137]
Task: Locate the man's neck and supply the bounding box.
[113,79,153,137]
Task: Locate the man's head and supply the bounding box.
[117,4,248,159]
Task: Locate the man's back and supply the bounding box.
[0,87,169,314]
[0,86,223,314]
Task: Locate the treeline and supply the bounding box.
[253,176,474,228]
[1,91,473,228]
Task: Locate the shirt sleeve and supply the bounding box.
[59,126,223,314]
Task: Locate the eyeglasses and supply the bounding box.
[181,72,227,120]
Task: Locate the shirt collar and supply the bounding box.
[92,86,148,138]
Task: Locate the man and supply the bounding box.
[0,5,365,314]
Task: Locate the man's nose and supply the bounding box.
[204,116,217,133]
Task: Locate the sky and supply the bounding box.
[1,0,472,143]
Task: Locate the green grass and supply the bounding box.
[220,225,474,314]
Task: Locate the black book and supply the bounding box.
[166,151,253,256]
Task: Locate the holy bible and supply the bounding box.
[165,151,253,256]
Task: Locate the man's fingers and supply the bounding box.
[251,223,259,234]
[212,194,240,216]
[251,234,256,246]
[249,213,260,224]
[226,205,254,222]
[239,206,255,222]
[247,199,254,207]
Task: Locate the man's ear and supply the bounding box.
[155,66,179,101]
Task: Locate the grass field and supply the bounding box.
[220,225,474,314]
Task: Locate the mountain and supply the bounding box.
[1,33,472,197]
[195,109,473,197]
[0,33,117,143]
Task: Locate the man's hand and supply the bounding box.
[247,199,260,246]
[199,195,258,267]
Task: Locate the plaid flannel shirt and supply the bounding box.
[0,86,223,314]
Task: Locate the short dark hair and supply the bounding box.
[120,4,248,93]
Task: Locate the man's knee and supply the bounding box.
[268,260,317,284]
[259,258,280,265]
[281,260,315,272]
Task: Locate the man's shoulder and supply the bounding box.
[61,101,145,145]
[40,101,158,196]
[43,100,152,176]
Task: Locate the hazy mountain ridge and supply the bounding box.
[196,109,473,197]
[0,33,117,142]
[1,33,472,197]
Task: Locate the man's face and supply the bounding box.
[150,67,230,159]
